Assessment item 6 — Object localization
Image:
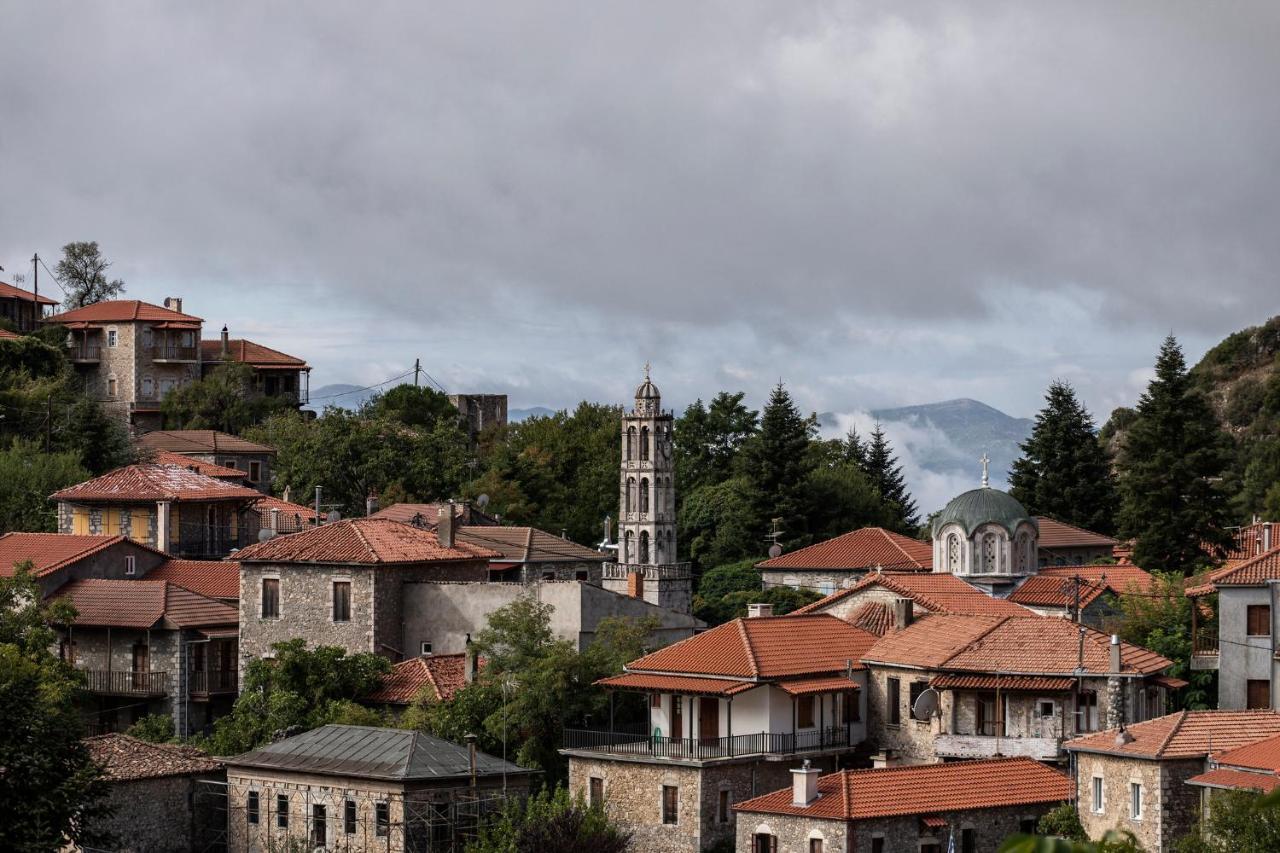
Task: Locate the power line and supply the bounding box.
[307,369,416,403]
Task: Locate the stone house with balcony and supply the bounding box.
[224,725,537,853]
[562,611,878,853]
[0,279,56,331]
[733,756,1073,853]
[55,577,240,736]
[1064,709,1280,852]
[756,527,934,596]
[1187,544,1280,709]
[1006,563,1156,625]
[233,516,499,677]
[53,462,263,558]
[137,429,278,494]
[46,297,204,430]
[860,614,1181,766]
[201,326,311,406]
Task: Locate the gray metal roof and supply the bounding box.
[931,487,1038,538]
[226,725,534,782]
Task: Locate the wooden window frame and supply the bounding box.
[332,580,352,623]
[276,793,289,829]
[247,790,259,825]
[887,677,901,727]
[1248,604,1271,637]
[661,785,678,825]
[261,577,280,619]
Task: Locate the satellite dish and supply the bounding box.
[911,687,940,721]
[476,493,490,508]
[258,528,277,542]
[768,543,782,559]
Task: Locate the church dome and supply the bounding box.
[635,375,660,400]
[932,487,1038,538]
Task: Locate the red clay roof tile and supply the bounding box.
[0,532,153,578]
[149,451,247,479]
[1065,710,1280,759]
[1008,564,1155,608]
[201,338,309,369]
[1034,517,1119,549]
[52,464,262,503]
[1206,731,1280,772]
[596,672,757,696]
[48,299,203,324]
[367,654,480,704]
[1185,767,1280,793]
[234,518,500,565]
[756,527,932,571]
[796,572,1032,618]
[136,430,276,454]
[145,559,240,600]
[0,280,57,304]
[57,578,237,629]
[86,734,222,782]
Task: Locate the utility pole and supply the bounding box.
[45,394,53,452]
[414,358,421,388]
[32,253,38,305]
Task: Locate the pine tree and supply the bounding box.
[841,427,868,469]
[1117,336,1235,575]
[1009,380,1119,535]
[864,423,920,534]
[741,383,816,549]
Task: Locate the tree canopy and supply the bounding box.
[55,241,125,309]
[467,786,630,853]
[161,363,297,433]
[863,423,920,534]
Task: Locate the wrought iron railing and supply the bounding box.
[1193,632,1220,655]
[83,669,168,696]
[562,725,853,760]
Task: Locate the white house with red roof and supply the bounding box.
[563,610,878,852]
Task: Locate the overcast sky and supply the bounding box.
[2,2,1277,424]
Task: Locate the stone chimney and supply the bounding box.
[163,297,183,314]
[220,325,230,358]
[366,492,379,518]
[1105,634,1126,731]
[791,760,821,807]
[437,502,455,548]
[465,635,478,682]
[747,602,774,619]
[893,597,914,629]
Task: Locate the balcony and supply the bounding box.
[68,345,102,363]
[1191,633,1220,671]
[190,668,237,698]
[83,669,168,697]
[148,345,198,362]
[602,563,692,581]
[935,732,1062,761]
[562,725,855,763]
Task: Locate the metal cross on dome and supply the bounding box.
[643,361,651,380]
[980,453,990,488]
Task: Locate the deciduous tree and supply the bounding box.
[55,241,125,309]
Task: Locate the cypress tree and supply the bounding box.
[741,383,816,549]
[1117,336,1235,575]
[1009,380,1119,535]
[865,423,920,534]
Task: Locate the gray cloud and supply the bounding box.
[1,1,1275,416]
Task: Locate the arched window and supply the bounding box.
[625,477,635,513]
[1015,532,1030,573]
[639,478,650,514]
[640,426,650,461]
[639,531,650,563]
[982,533,1000,573]
[626,427,635,460]
[623,531,634,563]
[947,534,962,574]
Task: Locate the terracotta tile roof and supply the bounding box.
[1191,545,1280,592]
[136,430,275,455]
[796,572,1032,618]
[57,578,237,629]
[1185,768,1280,794]
[149,451,247,480]
[371,502,500,528]
[596,672,757,696]
[86,734,221,782]
[0,280,57,305]
[51,463,262,503]
[777,675,863,696]
[756,527,932,572]
[847,601,894,636]
[201,338,310,369]
[734,757,1071,821]
[930,674,1076,692]
[367,654,481,704]
[47,299,203,324]
[1034,517,1119,549]
[625,614,879,679]
[1227,522,1280,561]
[145,559,240,600]
[0,532,154,578]
[251,495,320,526]
[1065,710,1280,759]
[234,518,500,565]
[1008,564,1156,609]
[0,328,20,340]
[1211,732,1280,773]
[863,615,1172,676]
[455,526,605,563]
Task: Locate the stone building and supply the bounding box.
[861,614,1181,765]
[733,757,1073,853]
[1035,517,1120,567]
[46,298,205,430]
[201,326,312,406]
[233,516,497,676]
[1185,730,1280,820]
[224,725,537,852]
[448,393,508,439]
[136,429,278,495]
[0,279,56,331]
[82,733,225,853]
[56,578,240,735]
[0,531,172,597]
[53,462,263,558]
[602,369,692,615]
[930,467,1040,597]
[563,611,878,852]
[454,524,609,583]
[756,527,934,595]
[1065,710,1280,852]
[1006,563,1156,625]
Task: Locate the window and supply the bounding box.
[718,789,730,823]
[909,681,928,721]
[1039,701,1055,718]
[421,642,433,655]
[651,693,662,709]
[1019,818,1037,834]
[589,777,604,808]
[871,838,885,853]
[247,791,260,825]
[797,695,815,729]
[753,833,777,853]
[1248,605,1271,637]
[1092,776,1104,813]
[344,799,356,835]
[375,801,389,837]
[276,794,289,828]
[1078,691,1099,732]
[887,677,901,726]
[261,578,280,618]
[810,839,824,853]
[1248,679,1272,710]
[311,804,327,846]
[248,461,262,483]
[962,828,976,853]
[141,376,154,398]
[332,581,351,622]
[107,375,118,397]
[1130,782,1143,820]
[977,693,1003,736]
[843,691,860,723]
[661,785,678,824]
[107,328,117,347]
[124,555,136,576]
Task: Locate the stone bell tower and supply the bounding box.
[603,366,691,614]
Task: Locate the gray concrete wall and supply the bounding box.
[1217,586,1275,709]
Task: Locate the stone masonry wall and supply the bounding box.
[1074,752,1205,853]
[91,773,219,853]
[735,812,850,853]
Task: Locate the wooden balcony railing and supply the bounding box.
[68,345,102,362]
[83,670,168,697]
[562,725,854,760]
[190,668,237,696]
[148,345,198,361]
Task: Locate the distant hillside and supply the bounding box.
[306,383,379,412]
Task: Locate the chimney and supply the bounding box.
[747,603,774,619]
[1110,633,1122,674]
[220,325,229,358]
[156,501,172,552]
[627,570,645,599]
[1265,525,1274,554]
[269,506,280,532]
[465,634,478,683]
[893,598,914,629]
[465,733,478,789]
[438,502,455,548]
[366,492,379,518]
[791,760,821,807]
[870,750,895,769]
[163,297,183,314]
